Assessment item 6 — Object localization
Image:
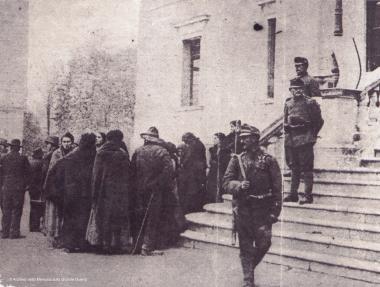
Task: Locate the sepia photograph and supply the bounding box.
[0,0,380,286]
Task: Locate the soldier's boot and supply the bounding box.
[284,169,300,202]
[240,256,254,287]
[300,171,314,205]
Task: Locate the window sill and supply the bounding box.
[176,105,204,112]
[263,99,275,105]
[257,0,276,8]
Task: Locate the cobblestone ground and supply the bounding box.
[0,196,376,287]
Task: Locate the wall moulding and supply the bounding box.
[173,14,210,39]
[257,0,276,9]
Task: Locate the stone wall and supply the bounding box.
[133,0,368,150]
[0,0,28,140]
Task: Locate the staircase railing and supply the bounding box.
[259,115,283,147]
[360,78,380,108]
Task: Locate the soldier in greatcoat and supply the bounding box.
[283,78,324,204]
[0,139,30,239]
[223,124,282,287]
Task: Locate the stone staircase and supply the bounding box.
[181,148,380,284]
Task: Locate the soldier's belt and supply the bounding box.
[248,193,272,200]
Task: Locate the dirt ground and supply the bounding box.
[0,196,376,287]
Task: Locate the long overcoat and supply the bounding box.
[43,146,73,243]
[86,142,131,250]
[56,146,96,249]
[131,140,174,252]
[206,145,231,203]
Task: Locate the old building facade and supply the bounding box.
[133,0,377,149]
[0,0,28,140]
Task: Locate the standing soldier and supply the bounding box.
[131,127,174,255]
[0,139,30,239]
[283,78,324,204]
[223,124,282,287]
[294,57,321,98]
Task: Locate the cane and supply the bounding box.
[131,191,155,255]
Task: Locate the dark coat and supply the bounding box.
[177,139,206,214]
[131,140,174,251]
[28,157,44,200]
[57,146,96,249]
[206,145,231,203]
[0,151,30,193]
[86,142,131,248]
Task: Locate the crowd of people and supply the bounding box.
[0,121,242,256]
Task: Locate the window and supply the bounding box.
[182,38,201,106]
[267,18,276,98]
[367,0,380,71]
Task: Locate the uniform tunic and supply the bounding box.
[284,95,323,171]
[223,149,282,261]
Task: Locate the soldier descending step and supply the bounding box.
[283,77,324,204]
[223,124,282,287]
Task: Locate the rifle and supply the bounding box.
[231,120,241,246]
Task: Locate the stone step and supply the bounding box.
[273,230,380,263]
[186,211,380,243]
[283,202,380,225]
[283,178,380,194]
[313,167,380,182]
[186,212,380,259]
[181,230,380,284]
[283,179,380,208]
[205,202,380,225]
[360,157,380,168]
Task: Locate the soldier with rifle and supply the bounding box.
[227,120,242,245]
[223,124,282,287]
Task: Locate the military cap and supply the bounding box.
[239,124,260,138]
[294,57,309,66]
[289,77,305,89]
[45,136,59,147]
[0,138,7,146]
[9,139,22,147]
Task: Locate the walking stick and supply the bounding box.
[131,191,155,255]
